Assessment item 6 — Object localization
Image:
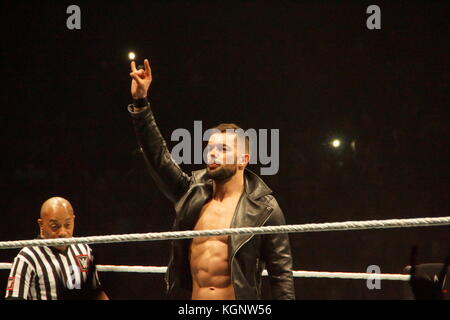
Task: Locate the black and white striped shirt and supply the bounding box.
[5,244,101,300]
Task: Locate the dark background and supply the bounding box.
[0,1,448,300]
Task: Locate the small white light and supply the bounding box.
[128,52,136,60]
[331,139,341,148]
[351,140,356,151]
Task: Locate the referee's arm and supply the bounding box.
[94,290,109,300]
[91,270,109,300]
[88,248,109,300]
[5,256,34,300]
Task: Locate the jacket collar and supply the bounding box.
[242,168,272,200]
[193,168,272,200]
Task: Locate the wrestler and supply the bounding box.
[128,59,295,300]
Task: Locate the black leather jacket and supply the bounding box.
[128,101,295,299]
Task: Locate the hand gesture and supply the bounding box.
[130,59,152,99]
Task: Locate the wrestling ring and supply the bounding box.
[1,216,449,282]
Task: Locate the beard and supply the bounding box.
[206,164,237,181]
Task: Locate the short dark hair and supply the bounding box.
[211,123,250,154]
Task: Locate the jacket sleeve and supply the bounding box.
[128,101,192,203]
[261,196,296,300]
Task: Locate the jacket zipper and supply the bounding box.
[228,192,244,298]
[230,205,273,298]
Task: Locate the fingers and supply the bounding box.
[131,58,151,77]
[130,72,144,86]
[135,69,145,77]
[144,59,152,76]
[130,60,137,72]
[130,58,151,89]
[130,69,145,80]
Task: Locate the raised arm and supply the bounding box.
[128,59,191,203]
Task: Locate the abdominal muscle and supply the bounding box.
[190,235,235,300]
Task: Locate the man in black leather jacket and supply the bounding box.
[127,59,295,300]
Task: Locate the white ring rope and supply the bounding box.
[0,216,448,250]
[0,263,410,281]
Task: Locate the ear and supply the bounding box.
[37,218,43,237]
[238,153,250,169]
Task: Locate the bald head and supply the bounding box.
[40,197,74,219]
[38,197,76,251]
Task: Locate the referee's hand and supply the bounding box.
[130,59,152,99]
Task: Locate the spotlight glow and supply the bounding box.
[331,139,341,148]
[128,52,136,60]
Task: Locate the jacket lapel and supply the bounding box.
[175,181,213,230]
[229,195,273,257]
[175,168,274,256]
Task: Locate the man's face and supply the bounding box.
[38,204,75,251]
[206,132,243,181]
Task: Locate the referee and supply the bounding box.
[5,197,108,300]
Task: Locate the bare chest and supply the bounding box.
[189,195,242,270]
[194,196,240,231]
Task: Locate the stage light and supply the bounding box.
[331,139,341,148]
[128,52,136,60]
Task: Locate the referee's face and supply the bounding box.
[38,202,75,251]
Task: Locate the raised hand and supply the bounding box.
[130,59,152,99]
